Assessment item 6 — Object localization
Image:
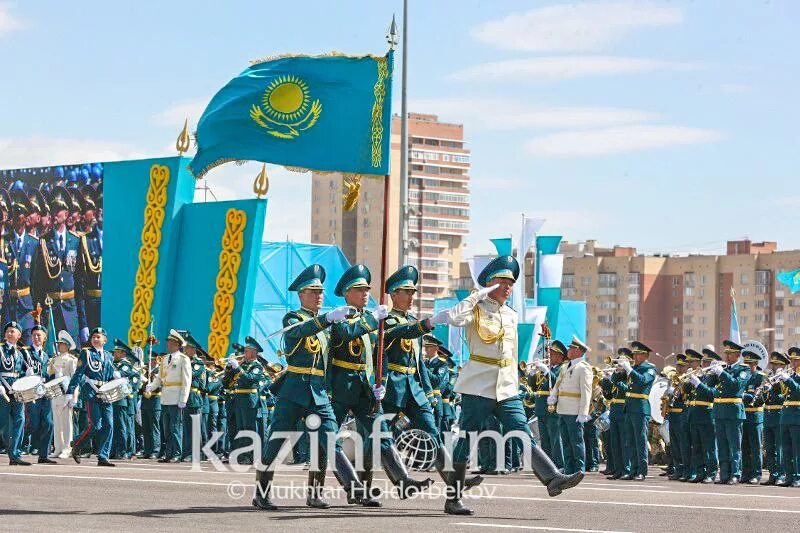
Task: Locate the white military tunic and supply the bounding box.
[445,291,519,401]
[149,351,191,406]
[552,358,592,417]
[48,352,79,457]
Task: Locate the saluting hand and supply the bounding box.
[474,285,495,301]
[370,305,390,321]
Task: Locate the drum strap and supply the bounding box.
[0,375,10,392]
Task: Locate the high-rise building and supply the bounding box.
[310,113,470,314]
[560,239,799,366]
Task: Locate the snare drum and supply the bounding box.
[97,378,131,403]
[43,376,69,399]
[11,375,45,403]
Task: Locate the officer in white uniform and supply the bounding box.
[48,330,79,458]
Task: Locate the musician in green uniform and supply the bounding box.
[253,264,364,510]
[741,349,765,484]
[762,352,789,485]
[181,333,208,462]
[140,356,161,459]
[685,348,718,483]
[204,358,224,460]
[439,348,458,434]
[532,340,567,470]
[777,346,800,487]
[664,354,688,480]
[423,335,446,429]
[602,348,630,479]
[111,339,136,459]
[705,340,751,484]
[617,341,657,481]
[223,336,263,465]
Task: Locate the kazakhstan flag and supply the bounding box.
[777,269,800,293]
[188,51,394,178]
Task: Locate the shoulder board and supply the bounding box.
[69,230,82,238]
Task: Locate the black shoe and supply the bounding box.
[357,470,383,507]
[97,459,116,467]
[747,478,760,485]
[381,446,433,499]
[253,470,278,510]
[668,474,681,481]
[434,446,484,491]
[38,458,57,464]
[600,469,611,475]
[588,466,599,472]
[444,463,474,516]
[633,474,646,481]
[331,449,371,506]
[528,445,583,497]
[619,474,633,480]
[306,471,331,509]
[9,458,31,466]
[761,476,776,486]
[726,477,739,485]
[715,479,727,485]
[701,477,714,484]
[792,480,800,488]
[70,447,82,464]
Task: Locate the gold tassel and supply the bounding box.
[343,175,362,211]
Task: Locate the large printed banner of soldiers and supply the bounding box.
[0,163,103,346]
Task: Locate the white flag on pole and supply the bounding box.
[539,254,564,289]
[524,306,549,362]
[513,217,546,317]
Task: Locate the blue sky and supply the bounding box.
[1,1,798,256]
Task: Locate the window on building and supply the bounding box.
[685,287,694,296]
[562,275,575,289]
[581,276,592,287]
[672,277,680,287]
[700,274,707,285]
[699,302,707,311]
[672,317,679,325]
[684,272,695,287]
[741,273,749,285]
[699,316,707,325]
[741,316,748,324]
[756,300,769,308]
[684,315,694,324]
[628,328,639,339]
[628,273,640,285]
[684,329,693,337]
[599,273,618,287]
[699,288,705,298]
[740,287,749,296]
[741,301,748,310]
[629,302,639,314]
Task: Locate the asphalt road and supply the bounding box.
[1,457,799,532]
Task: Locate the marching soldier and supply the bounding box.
[204,358,223,458]
[532,340,566,471]
[684,348,718,483]
[1,321,30,464]
[707,340,751,485]
[146,330,191,463]
[617,341,657,481]
[602,347,630,479]
[110,339,137,459]
[440,349,458,435]
[741,349,765,484]
[254,264,363,510]
[180,333,207,461]
[33,186,85,343]
[25,324,55,463]
[140,355,162,459]
[48,330,78,458]
[667,354,689,480]
[223,336,264,465]
[777,346,800,487]
[549,336,593,475]
[4,193,39,343]
[436,255,583,515]
[66,327,117,466]
[424,335,446,430]
[762,352,789,485]
[328,264,432,504]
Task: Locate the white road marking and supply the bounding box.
[453,523,635,533]
[479,482,800,500]
[468,494,800,514]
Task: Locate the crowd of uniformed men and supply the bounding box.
[3,250,799,516]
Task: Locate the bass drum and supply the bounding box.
[649,377,669,425]
[742,340,769,371]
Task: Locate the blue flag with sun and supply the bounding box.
[777,269,800,293]
[188,51,394,179]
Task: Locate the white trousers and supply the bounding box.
[51,395,74,457]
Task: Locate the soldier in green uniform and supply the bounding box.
[328,264,432,503]
[253,264,364,510]
[777,346,800,487]
[111,339,136,459]
[617,341,657,481]
[762,352,789,485]
[380,266,480,489]
[440,349,458,435]
[741,349,765,484]
[140,357,161,459]
[180,333,207,462]
[705,340,751,485]
[423,335,446,429]
[666,354,689,480]
[532,341,567,471]
[684,348,718,483]
[223,336,263,465]
[602,347,630,479]
[204,358,224,459]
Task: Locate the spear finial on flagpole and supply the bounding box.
[176,118,191,157]
[387,14,398,50]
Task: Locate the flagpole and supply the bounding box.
[397,1,409,267]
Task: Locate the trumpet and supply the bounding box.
[522,357,550,374]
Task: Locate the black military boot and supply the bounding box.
[252,469,278,510]
[530,444,584,497]
[358,469,383,507]
[381,446,434,499]
[444,462,473,515]
[435,446,483,490]
[306,470,330,509]
[332,450,368,505]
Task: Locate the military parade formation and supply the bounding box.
[2,251,800,517]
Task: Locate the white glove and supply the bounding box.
[370,305,390,321]
[178,401,186,409]
[430,397,439,407]
[145,383,154,393]
[620,360,633,374]
[227,359,240,370]
[576,414,591,423]
[25,367,34,376]
[61,379,69,393]
[689,375,701,387]
[372,385,386,401]
[778,372,791,382]
[325,305,353,323]
[709,363,724,376]
[66,396,76,409]
[113,371,121,379]
[80,327,90,343]
[534,362,549,375]
[55,370,63,378]
[474,285,495,301]
[430,309,451,326]
[546,393,557,405]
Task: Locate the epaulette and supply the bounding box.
[69,230,83,238]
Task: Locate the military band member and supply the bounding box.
[666,354,689,480]
[4,194,39,343]
[1,321,30,464]
[440,348,458,434]
[777,346,800,487]
[437,256,583,515]
[741,349,765,484]
[532,340,566,470]
[762,352,789,485]
[424,335,446,430]
[254,264,362,511]
[617,341,656,481]
[223,336,263,465]
[328,264,431,504]
[66,327,117,466]
[204,358,223,459]
[140,356,162,459]
[181,333,207,461]
[146,330,191,463]
[705,340,751,485]
[25,324,55,463]
[380,266,482,490]
[111,339,137,459]
[602,347,630,479]
[549,336,592,475]
[685,348,718,483]
[48,330,78,458]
